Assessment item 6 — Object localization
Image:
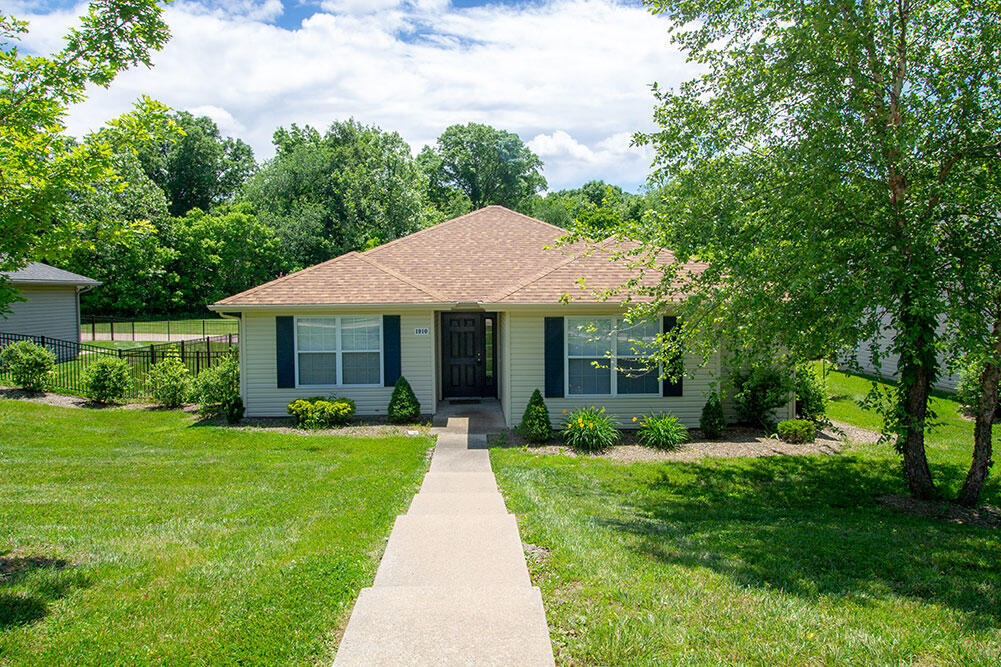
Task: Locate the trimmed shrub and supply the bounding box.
[287,395,356,428]
[191,353,242,423]
[636,412,689,450]
[518,389,553,442]
[83,356,131,403]
[732,365,794,429]
[699,392,726,439]
[777,418,816,444]
[562,406,619,452]
[794,363,827,420]
[0,340,55,392]
[148,353,192,408]
[387,376,421,423]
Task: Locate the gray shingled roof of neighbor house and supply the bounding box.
[2,262,101,286]
[213,205,706,307]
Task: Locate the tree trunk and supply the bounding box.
[959,302,1001,507]
[896,299,939,499]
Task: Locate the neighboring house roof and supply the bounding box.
[213,205,706,308]
[2,262,101,287]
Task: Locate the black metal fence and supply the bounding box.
[81,314,239,342]
[0,332,237,400]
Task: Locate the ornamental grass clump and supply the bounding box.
[636,412,689,450]
[518,389,553,442]
[0,340,55,392]
[777,418,817,444]
[561,406,619,452]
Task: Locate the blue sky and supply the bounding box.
[13,0,689,191]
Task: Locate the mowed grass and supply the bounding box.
[492,369,1001,664]
[0,399,433,664]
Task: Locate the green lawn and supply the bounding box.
[492,367,1001,664]
[0,400,433,664]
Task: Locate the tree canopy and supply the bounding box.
[244,120,439,270]
[622,0,1001,502]
[418,122,546,212]
[0,0,172,312]
[136,110,256,217]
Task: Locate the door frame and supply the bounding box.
[440,311,497,399]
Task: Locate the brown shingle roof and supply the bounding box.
[213,206,705,307]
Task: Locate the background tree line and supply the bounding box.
[50,112,657,317]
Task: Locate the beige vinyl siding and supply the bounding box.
[500,312,512,423]
[1,286,80,343]
[240,311,435,418]
[503,312,723,428]
[851,309,959,392]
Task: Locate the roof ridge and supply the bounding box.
[353,252,448,301]
[216,252,358,305]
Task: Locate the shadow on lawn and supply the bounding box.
[0,554,87,630]
[601,455,1001,629]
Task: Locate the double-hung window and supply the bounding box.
[296,316,382,386]
[566,317,660,396]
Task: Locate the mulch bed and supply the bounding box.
[490,419,881,463]
[877,495,1001,529]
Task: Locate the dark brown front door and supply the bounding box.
[442,312,496,398]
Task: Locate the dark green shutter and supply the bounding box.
[276,316,295,388]
[663,316,683,397]
[544,317,564,398]
[383,315,401,386]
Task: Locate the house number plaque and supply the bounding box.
[414,328,430,336]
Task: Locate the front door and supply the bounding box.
[442,312,496,398]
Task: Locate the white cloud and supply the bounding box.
[17,0,691,190]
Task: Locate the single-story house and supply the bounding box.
[210,206,794,427]
[1,262,100,345]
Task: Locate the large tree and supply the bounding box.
[418,123,547,211]
[621,1,1000,501]
[0,0,171,312]
[529,180,652,231]
[244,120,438,269]
[136,111,256,217]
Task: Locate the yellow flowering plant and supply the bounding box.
[561,406,619,452]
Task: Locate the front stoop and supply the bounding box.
[333,414,555,666]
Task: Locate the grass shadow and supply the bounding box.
[598,455,1001,630]
[0,554,88,630]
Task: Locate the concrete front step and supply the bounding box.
[420,471,497,493]
[429,448,493,473]
[373,514,530,587]
[408,491,509,516]
[333,585,555,666]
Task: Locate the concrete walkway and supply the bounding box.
[333,408,555,666]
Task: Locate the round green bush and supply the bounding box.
[148,353,192,408]
[636,412,689,450]
[387,376,421,423]
[518,389,553,442]
[83,356,131,403]
[777,418,816,443]
[561,406,619,452]
[699,392,726,439]
[794,363,827,420]
[732,365,794,429]
[287,395,355,429]
[0,340,55,392]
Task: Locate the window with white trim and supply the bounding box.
[296,316,382,386]
[566,317,660,396]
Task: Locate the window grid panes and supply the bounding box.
[566,317,660,396]
[296,316,382,386]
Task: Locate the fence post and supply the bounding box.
[180,339,185,359]
[110,320,114,341]
[117,348,122,359]
[202,320,206,337]
[167,320,170,341]
[150,344,155,365]
[132,321,135,342]
[228,333,233,346]
[91,318,95,341]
